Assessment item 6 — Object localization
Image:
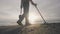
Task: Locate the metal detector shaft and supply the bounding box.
[35,6,46,23]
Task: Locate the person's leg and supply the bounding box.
[17,14,24,26]
[24,7,30,26]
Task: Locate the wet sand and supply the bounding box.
[0,23,60,34]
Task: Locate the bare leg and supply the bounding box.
[17,15,24,26]
[23,7,30,26]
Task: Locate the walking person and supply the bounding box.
[17,0,37,26]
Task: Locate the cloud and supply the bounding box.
[0,0,60,26]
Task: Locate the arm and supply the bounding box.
[30,0,37,6]
[20,0,23,14]
[20,0,23,9]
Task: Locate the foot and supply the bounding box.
[17,20,23,26]
[25,22,31,26]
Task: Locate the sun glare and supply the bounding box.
[28,13,38,24]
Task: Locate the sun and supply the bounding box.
[28,13,38,24]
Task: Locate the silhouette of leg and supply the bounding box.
[25,15,30,26]
[17,15,24,26]
[23,7,30,26]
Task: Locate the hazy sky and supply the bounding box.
[0,0,60,26]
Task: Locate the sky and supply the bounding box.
[0,0,60,26]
